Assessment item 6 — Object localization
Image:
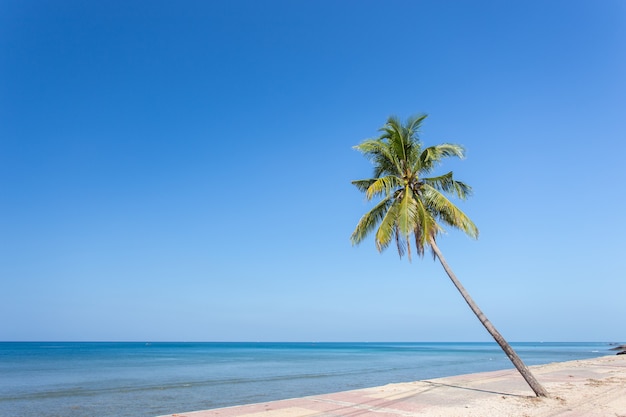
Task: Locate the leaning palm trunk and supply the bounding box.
[430,239,549,397]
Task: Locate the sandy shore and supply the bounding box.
[160,355,626,417]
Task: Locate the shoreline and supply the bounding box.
[159,355,626,417]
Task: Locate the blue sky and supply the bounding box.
[1,0,625,342]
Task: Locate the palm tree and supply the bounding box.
[351,114,549,398]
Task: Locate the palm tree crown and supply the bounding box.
[351,114,478,259]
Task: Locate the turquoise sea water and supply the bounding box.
[0,342,614,417]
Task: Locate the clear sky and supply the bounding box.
[1,0,625,342]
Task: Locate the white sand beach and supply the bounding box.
[161,355,626,417]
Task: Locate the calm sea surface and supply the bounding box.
[0,342,613,417]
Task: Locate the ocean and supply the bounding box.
[0,342,613,417]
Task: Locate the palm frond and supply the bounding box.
[405,113,428,138]
[351,178,377,193]
[354,138,401,178]
[423,185,479,239]
[450,180,473,200]
[375,199,400,252]
[378,117,409,174]
[423,172,473,200]
[350,196,394,246]
[395,227,408,259]
[413,198,440,257]
[418,143,465,173]
[365,175,401,200]
[397,187,417,237]
[386,120,410,167]
[380,116,403,137]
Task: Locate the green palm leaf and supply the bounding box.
[365,175,402,200]
[423,185,478,239]
[374,199,400,251]
[351,178,377,194]
[418,143,465,173]
[350,196,393,246]
[424,172,473,200]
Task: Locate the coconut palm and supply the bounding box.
[351,114,549,397]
